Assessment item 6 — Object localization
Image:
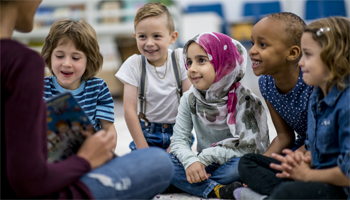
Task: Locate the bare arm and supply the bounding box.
[123,83,148,149]
[263,100,296,157]
[305,167,350,186]
[182,78,192,94]
[100,119,117,151]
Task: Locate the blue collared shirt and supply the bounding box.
[305,81,350,196]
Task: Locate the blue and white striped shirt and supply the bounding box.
[44,76,114,130]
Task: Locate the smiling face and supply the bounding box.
[186,42,216,90]
[134,14,177,67]
[51,38,87,90]
[249,17,291,76]
[299,32,330,92]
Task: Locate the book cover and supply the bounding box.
[46,92,95,162]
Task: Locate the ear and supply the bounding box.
[134,32,136,38]
[169,31,178,45]
[287,46,301,61]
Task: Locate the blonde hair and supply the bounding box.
[134,2,175,34]
[304,17,350,92]
[41,18,103,80]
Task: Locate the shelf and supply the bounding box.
[13,21,134,39]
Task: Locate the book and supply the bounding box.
[46,92,95,162]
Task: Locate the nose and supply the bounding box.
[188,63,198,73]
[249,44,257,57]
[62,57,72,67]
[299,56,304,68]
[146,38,154,46]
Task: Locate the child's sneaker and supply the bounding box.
[208,181,242,199]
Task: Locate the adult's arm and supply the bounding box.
[5,50,91,198]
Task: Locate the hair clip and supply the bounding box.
[316,27,330,36]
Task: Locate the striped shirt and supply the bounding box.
[44,76,114,130]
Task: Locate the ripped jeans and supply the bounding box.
[80,148,174,199]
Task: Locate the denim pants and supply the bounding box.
[129,121,174,150]
[170,154,241,198]
[239,153,348,199]
[80,148,174,199]
[130,121,194,150]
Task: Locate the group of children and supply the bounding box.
[1,0,349,199]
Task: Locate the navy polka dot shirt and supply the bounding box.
[259,70,314,139]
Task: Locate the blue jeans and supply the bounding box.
[129,121,174,150]
[170,154,241,198]
[130,121,195,150]
[80,148,174,199]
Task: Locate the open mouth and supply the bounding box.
[145,49,158,54]
[251,59,262,68]
[61,71,73,77]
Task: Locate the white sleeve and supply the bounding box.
[175,48,188,81]
[115,54,140,87]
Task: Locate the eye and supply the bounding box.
[250,41,254,46]
[154,35,161,39]
[303,51,311,57]
[55,55,64,59]
[138,35,145,39]
[260,42,266,48]
[186,60,192,67]
[72,57,80,61]
[199,58,206,63]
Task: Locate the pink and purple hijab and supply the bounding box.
[184,32,269,154]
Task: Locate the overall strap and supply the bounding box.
[171,49,182,102]
[138,55,149,126]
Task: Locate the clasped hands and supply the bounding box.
[270,149,312,182]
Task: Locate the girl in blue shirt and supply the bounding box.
[41,19,117,147]
[235,16,350,200]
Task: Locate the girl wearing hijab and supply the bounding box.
[168,32,270,199]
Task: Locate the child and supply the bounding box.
[235,16,350,200]
[115,2,192,151]
[1,1,174,199]
[41,19,117,149]
[250,12,314,157]
[169,32,270,199]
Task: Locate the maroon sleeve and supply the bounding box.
[2,40,93,199]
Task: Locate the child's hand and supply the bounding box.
[270,150,312,181]
[185,161,211,184]
[77,127,115,169]
[277,157,311,181]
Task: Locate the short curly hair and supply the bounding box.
[265,12,306,50]
[304,17,350,92]
[41,18,103,80]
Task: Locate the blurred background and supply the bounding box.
[13,0,350,155]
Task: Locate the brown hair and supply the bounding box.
[134,2,175,34]
[41,18,103,80]
[304,17,350,92]
[266,12,306,53]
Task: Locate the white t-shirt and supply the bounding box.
[116,49,188,123]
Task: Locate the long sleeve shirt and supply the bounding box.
[1,39,93,199]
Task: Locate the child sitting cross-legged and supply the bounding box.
[234,16,350,200]
[169,32,270,199]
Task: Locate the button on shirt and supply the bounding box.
[305,82,350,196]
